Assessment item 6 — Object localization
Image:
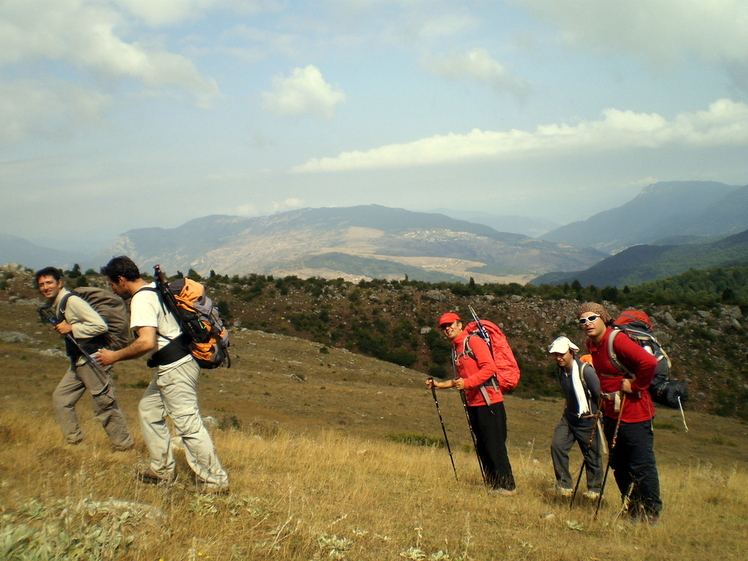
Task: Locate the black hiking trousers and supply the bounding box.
[604,417,662,517]
[468,401,515,491]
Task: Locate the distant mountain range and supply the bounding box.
[0,233,86,271]
[541,181,748,253]
[92,205,605,283]
[4,181,748,286]
[430,209,559,239]
[531,228,748,287]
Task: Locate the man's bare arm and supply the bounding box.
[95,326,157,365]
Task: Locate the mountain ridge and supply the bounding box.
[541,181,746,253]
[530,228,748,287]
[91,205,605,283]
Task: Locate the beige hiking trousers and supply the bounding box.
[139,358,229,487]
[52,362,134,449]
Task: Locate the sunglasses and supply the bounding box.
[578,314,600,325]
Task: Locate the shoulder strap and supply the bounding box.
[578,360,591,393]
[137,286,170,318]
[606,329,638,379]
[456,333,476,360]
[455,333,499,405]
[57,292,76,321]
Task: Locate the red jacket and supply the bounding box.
[586,327,658,423]
[452,331,503,406]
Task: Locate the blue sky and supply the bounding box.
[2,0,748,251]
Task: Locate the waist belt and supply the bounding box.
[147,334,191,368]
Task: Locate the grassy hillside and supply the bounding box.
[1,298,747,560]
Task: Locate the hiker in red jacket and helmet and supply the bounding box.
[427,312,516,495]
[578,302,662,523]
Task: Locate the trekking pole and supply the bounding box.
[459,389,488,486]
[677,396,689,433]
[468,305,492,353]
[594,394,626,519]
[570,409,602,508]
[153,265,207,343]
[38,306,111,396]
[428,379,458,481]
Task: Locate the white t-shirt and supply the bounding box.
[130,283,191,367]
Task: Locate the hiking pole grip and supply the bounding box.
[153,265,182,316]
[429,378,458,481]
[595,394,626,519]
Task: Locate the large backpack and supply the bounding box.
[608,309,688,409]
[150,267,230,370]
[462,319,521,393]
[58,287,130,351]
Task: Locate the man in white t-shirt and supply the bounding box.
[96,256,229,494]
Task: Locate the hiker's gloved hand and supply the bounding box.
[54,321,73,335]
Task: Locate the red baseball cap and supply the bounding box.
[438,312,461,327]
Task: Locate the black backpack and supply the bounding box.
[608,310,688,409]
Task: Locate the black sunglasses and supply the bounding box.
[578,314,600,325]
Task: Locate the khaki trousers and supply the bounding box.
[52,362,134,449]
[139,358,229,486]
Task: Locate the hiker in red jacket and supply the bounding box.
[427,312,516,494]
[578,302,662,523]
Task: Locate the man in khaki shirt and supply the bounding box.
[36,267,133,450]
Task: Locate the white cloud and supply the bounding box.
[111,0,277,26]
[262,65,346,118]
[0,0,220,105]
[112,0,218,26]
[422,48,533,100]
[515,0,748,67]
[291,99,748,172]
[0,80,111,143]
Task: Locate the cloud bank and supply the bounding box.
[517,0,748,68]
[291,99,748,172]
[0,0,220,115]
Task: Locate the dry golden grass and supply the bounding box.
[1,298,748,560]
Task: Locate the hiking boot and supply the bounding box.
[627,512,660,526]
[137,468,175,486]
[547,486,573,498]
[582,490,600,501]
[114,441,135,452]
